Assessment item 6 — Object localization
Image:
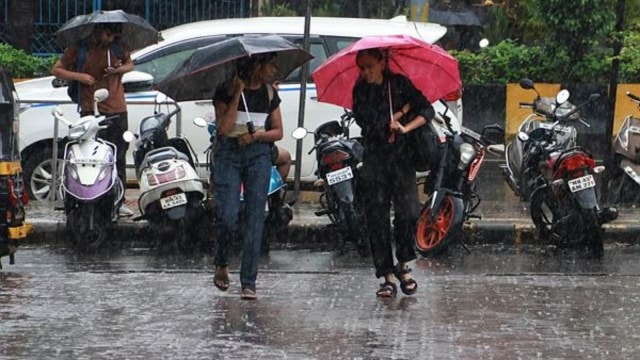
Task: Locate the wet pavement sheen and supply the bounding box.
[3,244,640,359]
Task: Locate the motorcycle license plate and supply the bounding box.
[326,167,353,186]
[568,174,595,193]
[160,193,187,209]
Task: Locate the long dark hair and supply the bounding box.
[236,52,277,82]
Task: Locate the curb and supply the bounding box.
[23,218,640,248]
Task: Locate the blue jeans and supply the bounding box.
[213,137,271,292]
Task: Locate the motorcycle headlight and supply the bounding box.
[68,123,89,140]
[457,143,476,170]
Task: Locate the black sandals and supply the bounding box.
[376,282,398,298]
[394,266,418,295]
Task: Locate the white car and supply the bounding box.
[16,15,463,201]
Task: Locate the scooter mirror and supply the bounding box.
[155,92,169,104]
[51,106,64,116]
[93,88,109,102]
[193,117,208,128]
[291,127,308,140]
[556,89,570,104]
[122,131,136,143]
[519,78,535,90]
[517,132,529,142]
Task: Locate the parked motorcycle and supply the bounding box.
[199,117,294,255]
[123,94,207,252]
[52,89,124,251]
[292,111,368,256]
[606,91,640,205]
[503,79,585,201]
[0,68,32,268]
[415,109,504,257]
[511,90,618,256]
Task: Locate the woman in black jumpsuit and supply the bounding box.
[352,48,435,298]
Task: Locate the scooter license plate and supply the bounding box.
[160,193,187,209]
[326,167,353,186]
[568,174,595,193]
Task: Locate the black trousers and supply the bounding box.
[359,156,419,279]
[82,111,129,193]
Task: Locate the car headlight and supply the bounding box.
[68,123,89,140]
[458,143,476,170]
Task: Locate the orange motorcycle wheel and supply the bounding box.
[416,194,463,257]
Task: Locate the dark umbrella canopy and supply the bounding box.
[56,9,159,50]
[156,35,313,102]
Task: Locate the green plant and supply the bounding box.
[0,43,58,78]
[261,1,297,16]
[313,0,342,17]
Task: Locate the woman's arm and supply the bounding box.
[213,78,244,136]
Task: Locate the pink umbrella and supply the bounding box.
[312,34,461,109]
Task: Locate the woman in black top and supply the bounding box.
[211,52,283,300]
[352,48,435,298]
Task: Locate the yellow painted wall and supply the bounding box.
[505,83,561,137]
[613,84,640,134]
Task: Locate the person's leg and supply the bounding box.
[212,139,243,282]
[392,165,420,295]
[97,111,128,190]
[238,143,271,294]
[97,111,130,215]
[360,162,395,281]
[275,146,291,181]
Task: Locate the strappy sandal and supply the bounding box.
[240,288,257,300]
[213,266,229,292]
[394,266,418,296]
[376,282,397,298]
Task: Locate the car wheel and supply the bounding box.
[23,146,63,202]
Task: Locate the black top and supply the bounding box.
[213,82,281,124]
[352,72,434,155]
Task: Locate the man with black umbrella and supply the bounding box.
[51,22,134,217]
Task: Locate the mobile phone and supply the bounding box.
[247,121,255,134]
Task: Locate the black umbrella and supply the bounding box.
[56,9,159,50]
[156,35,313,102]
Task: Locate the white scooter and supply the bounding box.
[52,88,124,251]
[123,94,207,251]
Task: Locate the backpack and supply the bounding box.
[67,41,122,108]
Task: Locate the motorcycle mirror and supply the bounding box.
[93,88,109,102]
[122,131,136,143]
[193,117,208,128]
[51,106,64,116]
[556,89,570,104]
[517,132,529,142]
[588,93,601,102]
[519,78,535,90]
[291,127,308,140]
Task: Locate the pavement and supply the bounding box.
[20,160,640,247]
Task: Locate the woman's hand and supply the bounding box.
[238,132,256,146]
[390,120,407,134]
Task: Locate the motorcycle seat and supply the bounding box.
[140,146,190,169]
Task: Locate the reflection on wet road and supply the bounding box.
[2,244,640,359]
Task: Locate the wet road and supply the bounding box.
[2,244,640,359]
